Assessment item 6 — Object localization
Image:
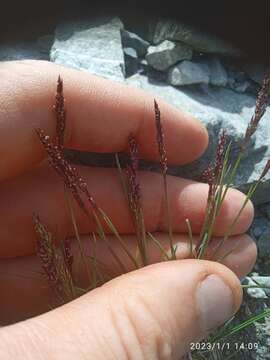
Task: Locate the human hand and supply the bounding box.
[0,61,256,359]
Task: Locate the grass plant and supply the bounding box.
[33,72,270,359]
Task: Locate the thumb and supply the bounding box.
[0,260,242,360]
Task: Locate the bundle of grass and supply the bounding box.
[33,72,270,359]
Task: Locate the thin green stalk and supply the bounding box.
[64,188,92,284]
[209,308,270,343]
[212,181,258,259]
[198,146,231,258]
[185,219,196,258]
[74,286,88,295]
[198,142,232,248]
[198,232,209,259]
[130,205,148,267]
[221,151,243,202]
[98,208,139,269]
[147,232,170,261]
[86,256,110,284]
[163,174,175,259]
[138,207,148,265]
[91,210,128,274]
[91,232,97,289]
[115,154,142,268]
[115,153,129,201]
[242,284,270,289]
[216,240,241,262]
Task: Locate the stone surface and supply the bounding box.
[50,17,125,82]
[37,34,54,55]
[251,276,270,296]
[123,47,139,77]
[255,316,270,360]
[245,277,268,299]
[146,40,192,71]
[123,47,138,59]
[227,67,252,93]
[208,57,228,87]
[258,227,270,259]
[259,202,270,220]
[249,216,270,240]
[126,73,270,204]
[168,60,210,86]
[151,20,244,57]
[0,42,49,61]
[244,63,270,84]
[121,29,149,57]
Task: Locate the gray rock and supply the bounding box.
[258,228,270,258]
[168,60,210,86]
[234,81,250,93]
[245,277,268,299]
[259,202,270,220]
[37,35,54,54]
[244,63,270,84]
[0,42,49,61]
[249,215,270,244]
[50,17,125,82]
[146,40,192,71]
[126,73,270,204]
[121,29,150,57]
[251,276,270,296]
[250,216,270,239]
[228,78,250,93]
[151,20,243,57]
[123,47,139,77]
[227,67,252,93]
[254,316,270,360]
[123,47,138,59]
[208,57,228,87]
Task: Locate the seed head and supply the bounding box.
[36,76,99,215]
[62,238,73,274]
[54,75,66,150]
[202,131,227,185]
[154,100,168,174]
[128,134,139,172]
[33,214,58,283]
[259,159,270,181]
[126,135,141,214]
[214,130,228,178]
[242,72,270,150]
[36,128,97,214]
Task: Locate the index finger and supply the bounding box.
[0,60,208,181]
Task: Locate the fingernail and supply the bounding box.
[196,275,235,332]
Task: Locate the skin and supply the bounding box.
[0,60,257,359]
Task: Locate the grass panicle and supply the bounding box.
[242,72,270,151]
[61,238,73,275]
[34,213,58,284]
[36,128,97,216]
[33,213,76,302]
[54,75,66,150]
[197,131,228,258]
[126,135,148,266]
[154,100,175,259]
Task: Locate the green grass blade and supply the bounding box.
[209,308,270,343]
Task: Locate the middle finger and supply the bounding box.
[0,163,254,257]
